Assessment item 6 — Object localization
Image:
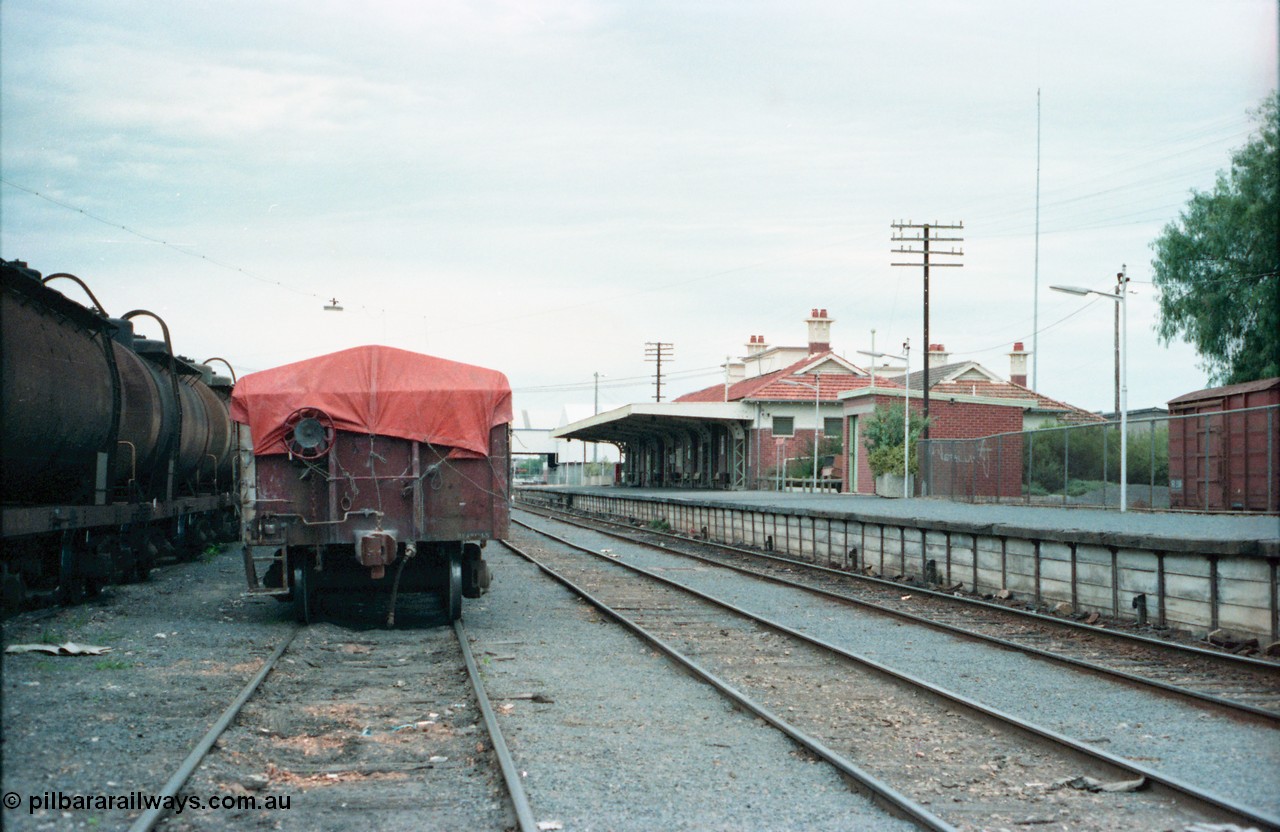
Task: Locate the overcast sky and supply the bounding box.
[2,1,1276,421]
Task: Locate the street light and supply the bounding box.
[781,377,821,493]
[1051,276,1128,512]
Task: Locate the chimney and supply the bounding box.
[1008,341,1030,387]
[726,359,746,383]
[927,343,950,370]
[805,308,833,354]
[745,334,769,357]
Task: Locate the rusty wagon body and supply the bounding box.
[231,346,512,622]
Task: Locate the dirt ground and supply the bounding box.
[0,548,508,831]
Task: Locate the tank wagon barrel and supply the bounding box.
[1,259,238,608]
[232,345,512,623]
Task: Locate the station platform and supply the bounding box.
[526,486,1279,555]
[516,485,1280,641]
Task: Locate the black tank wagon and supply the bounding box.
[231,345,512,623]
[1,259,238,608]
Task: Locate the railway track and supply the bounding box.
[508,520,1280,832]
[516,501,1280,723]
[129,606,535,832]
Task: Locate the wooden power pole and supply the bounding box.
[891,220,964,446]
[645,341,674,402]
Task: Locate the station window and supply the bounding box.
[823,417,842,436]
[772,415,794,436]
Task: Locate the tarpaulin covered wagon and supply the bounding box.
[231,345,512,622]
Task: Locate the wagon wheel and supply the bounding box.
[445,556,462,622]
[58,535,85,606]
[293,565,314,624]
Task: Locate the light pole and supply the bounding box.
[593,372,604,467]
[781,378,821,492]
[1051,276,1128,512]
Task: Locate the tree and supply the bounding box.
[1151,93,1280,385]
[862,403,928,476]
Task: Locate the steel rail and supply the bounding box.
[514,519,1280,831]
[497,538,956,832]
[518,499,1278,672]
[454,619,539,832]
[128,626,301,832]
[515,504,1280,723]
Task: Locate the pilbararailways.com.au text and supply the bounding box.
[6,790,291,815]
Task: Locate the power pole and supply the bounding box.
[891,220,964,442]
[1033,88,1042,391]
[645,342,674,402]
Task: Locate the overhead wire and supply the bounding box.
[0,177,326,301]
[2,108,1261,345]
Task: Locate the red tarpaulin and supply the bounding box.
[230,346,512,458]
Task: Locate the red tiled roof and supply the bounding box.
[926,377,1103,423]
[675,351,900,403]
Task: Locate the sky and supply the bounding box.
[2,1,1276,423]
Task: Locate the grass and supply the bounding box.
[93,659,131,671]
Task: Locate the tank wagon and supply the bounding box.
[231,345,512,623]
[1,259,238,608]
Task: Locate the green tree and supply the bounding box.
[862,403,928,476]
[1151,93,1280,385]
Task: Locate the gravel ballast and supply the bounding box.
[517,511,1280,819]
[468,540,920,831]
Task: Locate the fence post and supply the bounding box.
[1103,422,1110,508]
[1027,431,1034,505]
[1149,419,1156,507]
[1269,407,1275,511]
[972,440,978,501]
[996,436,1003,501]
[1203,413,1210,511]
[1063,429,1070,505]
[950,440,957,499]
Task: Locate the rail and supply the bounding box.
[516,502,1280,722]
[510,518,1280,830]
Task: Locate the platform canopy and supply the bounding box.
[231,345,512,458]
[552,401,754,444]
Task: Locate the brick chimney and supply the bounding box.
[805,309,833,354]
[927,343,950,370]
[1008,341,1030,387]
[745,334,769,357]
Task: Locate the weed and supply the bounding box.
[93,659,131,671]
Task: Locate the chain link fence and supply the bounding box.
[919,404,1278,512]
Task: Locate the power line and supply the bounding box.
[1,177,326,301]
[513,365,719,394]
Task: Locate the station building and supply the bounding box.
[553,311,1100,494]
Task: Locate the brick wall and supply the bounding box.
[921,399,1025,497]
[841,395,1025,496]
[751,428,829,486]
